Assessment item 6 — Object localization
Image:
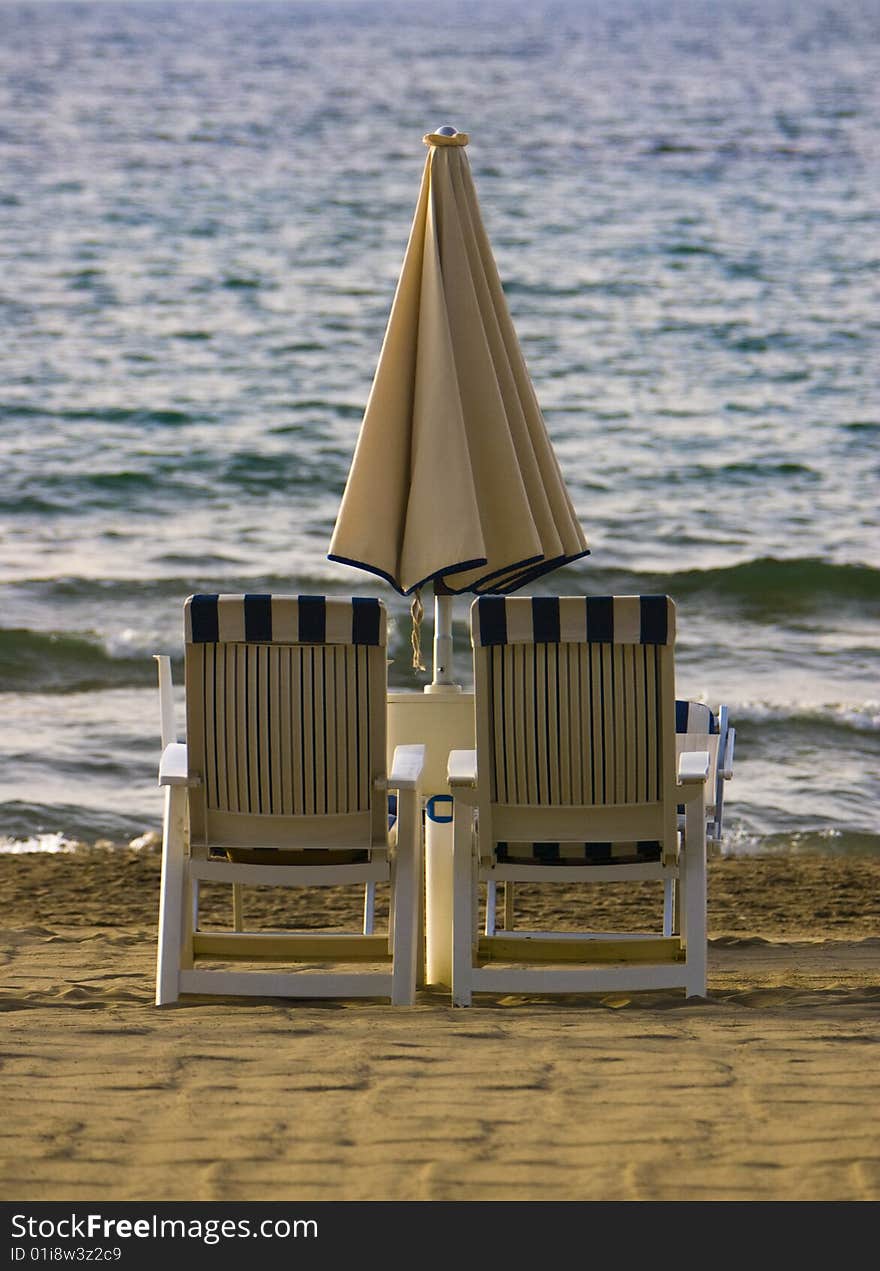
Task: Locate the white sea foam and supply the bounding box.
[0,832,81,855]
[730,700,880,731]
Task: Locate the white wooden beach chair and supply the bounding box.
[447,594,710,1005]
[154,594,424,1005]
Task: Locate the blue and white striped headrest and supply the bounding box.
[185,594,386,647]
[675,700,718,734]
[471,595,675,647]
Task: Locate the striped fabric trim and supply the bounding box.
[472,595,675,647]
[496,840,663,866]
[675,699,718,735]
[185,594,386,647]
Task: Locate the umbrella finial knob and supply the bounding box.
[423,125,469,147]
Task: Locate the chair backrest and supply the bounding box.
[470,594,678,856]
[183,594,388,853]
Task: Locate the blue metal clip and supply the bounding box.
[425,794,454,823]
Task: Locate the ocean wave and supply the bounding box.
[3,557,878,698]
[660,461,820,485]
[16,556,880,610]
[568,556,880,612]
[0,404,213,427]
[4,450,350,513]
[727,700,880,734]
[0,605,410,694]
[719,826,880,858]
[1,469,202,515]
[673,557,880,605]
[8,572,387,606]
[0,801,155,846]
[0,628,159,693]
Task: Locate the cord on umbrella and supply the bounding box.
[410,588,426,672]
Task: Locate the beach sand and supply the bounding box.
[2,847,879,1202]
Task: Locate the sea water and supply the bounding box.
[1,0,877,854]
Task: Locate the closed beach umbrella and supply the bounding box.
[328,126,589,680]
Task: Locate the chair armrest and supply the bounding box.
[448,749,477,788]
[389,744,426,792]
[154,654,177,750]
[158,742,197,787]
[720,727,735,780]
[677,749,710,785]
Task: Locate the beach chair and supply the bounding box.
[447,594,710,1005]
[154,594,424,1005]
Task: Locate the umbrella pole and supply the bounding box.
[424,587,461,695]
[422,581,465,988]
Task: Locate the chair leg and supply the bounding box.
[503,880,516,930]
[180,868,194,972]
[232,882,243,931]
[363,882,376,935]
[682,791,708,998]
[663,879,676,937]
[417,852,426,990]
[155,785,188,1005]
[451,804,474,1007]
[390,787,420,1006]
[471,853,480,946]
[485,880,497,936]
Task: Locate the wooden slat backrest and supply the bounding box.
[480,640,668,806]
[184,595,387,850]
[471,595,677,854]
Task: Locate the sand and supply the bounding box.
[2,847,879,1202]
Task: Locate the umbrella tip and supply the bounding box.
[424,125,469,148]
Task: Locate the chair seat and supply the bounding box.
[223,848,371,866]
[495,840,662,866]
[218,791,400,864]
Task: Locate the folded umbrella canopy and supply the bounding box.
[329,126,588,601]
